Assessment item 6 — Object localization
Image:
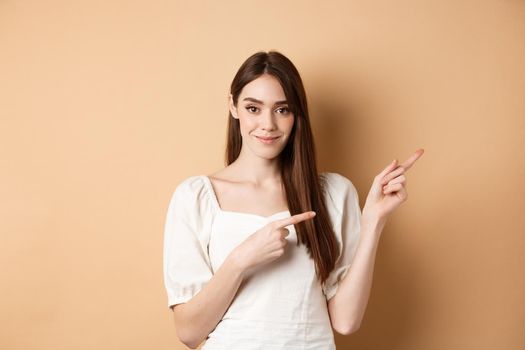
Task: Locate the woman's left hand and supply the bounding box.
[362,148,424,224]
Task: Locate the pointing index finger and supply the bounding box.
[272,211,316,229]
[399,148,424,171]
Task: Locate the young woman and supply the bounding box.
[163,50,424,349]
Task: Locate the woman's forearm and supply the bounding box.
[328,217,386,335]
[173,254,245,348]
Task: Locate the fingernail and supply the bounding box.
[312,211,316,216]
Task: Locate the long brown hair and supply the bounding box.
[225,50,338,286]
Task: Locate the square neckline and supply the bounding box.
[201,175,291,220]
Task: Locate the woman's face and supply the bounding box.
[229,74,295,160]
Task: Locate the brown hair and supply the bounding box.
[225,50,338,286]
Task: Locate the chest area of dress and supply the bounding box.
[208,210,313,277]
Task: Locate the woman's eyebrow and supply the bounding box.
[242,97,288,105]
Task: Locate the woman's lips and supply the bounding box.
[255,135,280,144]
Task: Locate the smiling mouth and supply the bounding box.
[255,135,280,144]
[256,136,280,140]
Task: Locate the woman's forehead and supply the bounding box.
[239,75,287,103]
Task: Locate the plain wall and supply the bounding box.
[1,0,524,349]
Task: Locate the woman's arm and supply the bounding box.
[173,211,315,348]
[328,149,423,335]
[172,254,245,349]
[327,217,385,335]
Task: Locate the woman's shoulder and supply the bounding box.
[174,174,206,192]
[319,171,356,191]
[168,174,215,212]
[319,172,359,212]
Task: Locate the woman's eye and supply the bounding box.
[245,106,289,114]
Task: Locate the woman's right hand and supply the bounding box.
[228,211,317,277]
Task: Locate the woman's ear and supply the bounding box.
[228,93,238,119]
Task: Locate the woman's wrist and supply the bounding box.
[361,210,387,236]
[226,250,249,279]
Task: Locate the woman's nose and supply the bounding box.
[260,110,277,130]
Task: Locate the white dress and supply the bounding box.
[163,172,361,349]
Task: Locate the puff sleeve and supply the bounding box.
[163,176,214,309]
[320,172,362,301]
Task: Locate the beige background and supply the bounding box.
[1,0,524,349]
